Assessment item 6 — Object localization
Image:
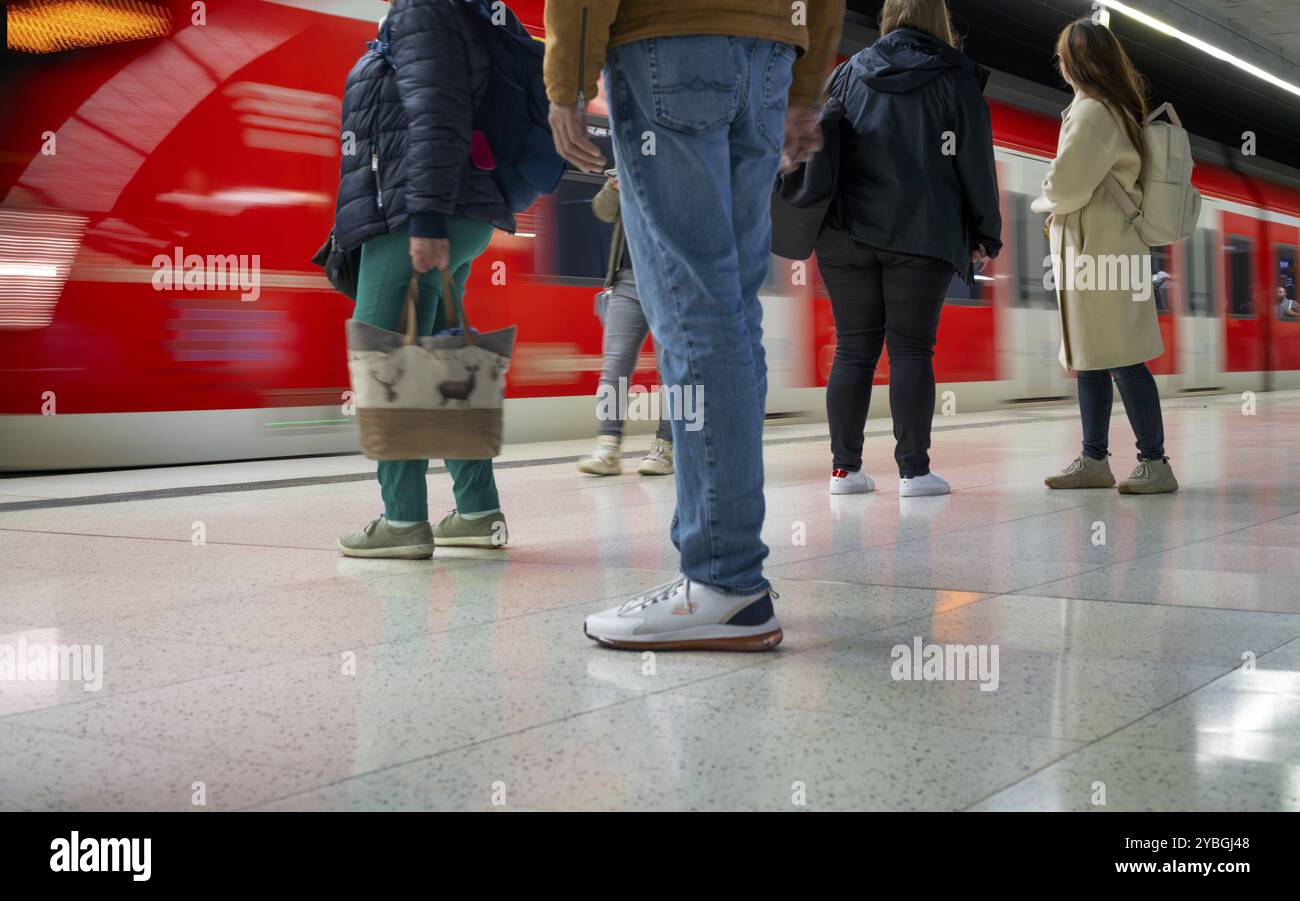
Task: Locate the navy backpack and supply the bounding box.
[458,0,567,213]
[369,1,566,214]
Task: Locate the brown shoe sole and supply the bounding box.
[585,627,783,652]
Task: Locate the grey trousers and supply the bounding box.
[597,267,672,442]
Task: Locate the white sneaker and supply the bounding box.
[577,435,621,475]
[829,468,874,495]
[637,437,674,476]
[584,577,782,652]
[899,471,949,497]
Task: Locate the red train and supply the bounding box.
[2,0,1298,470]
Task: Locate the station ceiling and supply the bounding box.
[845,0,1300,168]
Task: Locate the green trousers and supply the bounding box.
[353,220,499,522]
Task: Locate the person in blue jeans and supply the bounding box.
[544,2,843,650]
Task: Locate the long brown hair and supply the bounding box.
[880,0,959,49]
[1055,19,1149,173]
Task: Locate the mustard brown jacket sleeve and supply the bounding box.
[791,0,844,108]
[544,1,621,107]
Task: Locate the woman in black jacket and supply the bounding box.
[336,0,515,559]
[817,0,1001,498]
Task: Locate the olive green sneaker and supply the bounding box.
[1044,454,1116,489]
[431,510,508,548]
[338,517,433,559]
[1118,457,1179,495]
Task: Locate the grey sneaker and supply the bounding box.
[338,517,433,559]
[578,435,621,475]
[431,510,508,548]
[1045,454,1116,489]
[637,438,673,476]
[1118,457,1178,495]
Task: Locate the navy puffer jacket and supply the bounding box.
[334,0,514,251]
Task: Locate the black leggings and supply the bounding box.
[1077,363,1166,461]
[815,231,953,478]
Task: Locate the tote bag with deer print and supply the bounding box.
[346,273,515,460]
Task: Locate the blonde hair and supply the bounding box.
[880,0,959,49]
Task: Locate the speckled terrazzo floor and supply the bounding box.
[3,393,1300,810]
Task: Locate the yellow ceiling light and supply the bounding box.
[7,0,172,54]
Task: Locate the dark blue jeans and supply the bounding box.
[1077,362,1165,461]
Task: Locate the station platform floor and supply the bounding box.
[3,391,1300,812]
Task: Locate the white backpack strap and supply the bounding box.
[1145,102,1181,127]
[1103,173,1143,226]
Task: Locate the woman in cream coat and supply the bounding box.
[1032,18,1177,494]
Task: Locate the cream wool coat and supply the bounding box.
[1032,96,1163,371]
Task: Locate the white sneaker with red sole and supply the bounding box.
[829,468,875,495]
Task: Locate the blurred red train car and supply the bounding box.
[2,0,1299,470]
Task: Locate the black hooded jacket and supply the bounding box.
[333,0,513,252]
[827,27,1001,278]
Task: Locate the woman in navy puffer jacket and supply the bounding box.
[336,0,514,560]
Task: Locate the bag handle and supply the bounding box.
[402,270,476,346]
[402,276,420,345]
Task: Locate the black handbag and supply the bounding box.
[770,99,845,261]
[311,229,362,300]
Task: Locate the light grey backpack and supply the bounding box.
[1103,102,1202,247]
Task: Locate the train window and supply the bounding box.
[945,271,989,306]
[1014,194,1055,309]
[1278,245,1298,320]
[1227,235,1253,319]
[1184,229,1214,317]
[1151,246,1172,314]
[534,121,622,281]
[538,173,614,281]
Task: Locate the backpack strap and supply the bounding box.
[605,218,624,289]
[1103,173,1143,226]
[1144,101,1180,127]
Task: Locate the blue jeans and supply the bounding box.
[604,36,794,595]
[1077,362,1166,461]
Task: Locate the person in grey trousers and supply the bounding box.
[577,174,673,476]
